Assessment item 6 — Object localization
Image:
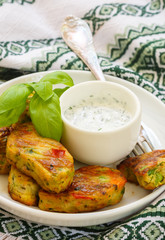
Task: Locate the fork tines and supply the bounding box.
[131,124,155,156]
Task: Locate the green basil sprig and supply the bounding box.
[0,83,32,127]
[0,71,74,141]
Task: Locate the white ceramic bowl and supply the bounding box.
[60,80,142,165]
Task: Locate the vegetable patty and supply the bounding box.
[8,165,40,206]
[6,122,74,193]
[117,150,165,190]
[0,126,13,174]
[39,165,126,213]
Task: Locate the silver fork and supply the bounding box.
[131,124,155,156]
[61,15,155,156]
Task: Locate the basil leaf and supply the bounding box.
[29,92,62,141]
[0,83,31,114]
[29,82,53,101]
[53,86,70,97]
[0,103,26,127]
[40,71,74,87]
[0,83,32,127]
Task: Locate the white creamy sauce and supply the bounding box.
[64,94,132,132]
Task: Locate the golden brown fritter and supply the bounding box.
[8,165,40,206]
[0,126,14,139]
[0,142,10,174]
[38,165,126,213]
[6,122,74,193]
[117,150,165,190]
[0,144,10,174]
[0,126,13,174]
[0,104,31,175]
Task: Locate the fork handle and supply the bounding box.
[61,15,106,81]
[76,44,106,81]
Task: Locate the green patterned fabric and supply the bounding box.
[0,197,164,239]
[0,0,165,239]
[0,0,35,6]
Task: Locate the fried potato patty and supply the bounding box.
[8,166,40,206]
[6,122,74,193]
[0,127,12,174]
[0,106,31,175]
[0,142,10,174]
[38,165,126,213]
[117,150,165,190]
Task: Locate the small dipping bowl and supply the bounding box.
[60,80,141,165]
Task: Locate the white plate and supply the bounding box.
[0,70,164,227]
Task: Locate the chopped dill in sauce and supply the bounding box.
[64,94,132,132]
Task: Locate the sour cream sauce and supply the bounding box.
[64,94,132,132]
